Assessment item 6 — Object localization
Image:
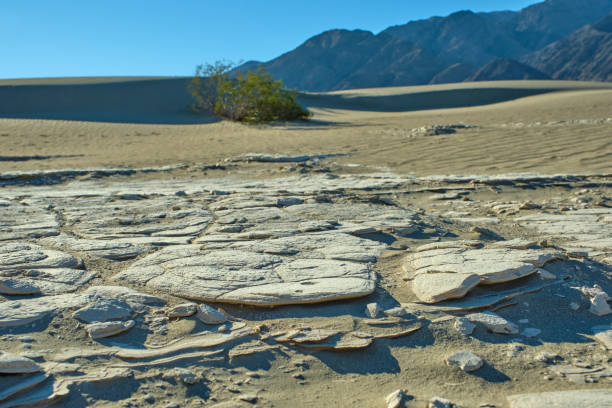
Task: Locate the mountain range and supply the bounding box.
[238,0,612,91]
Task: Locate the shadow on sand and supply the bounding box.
[3,78,605,125]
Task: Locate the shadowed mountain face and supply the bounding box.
[522,14,612,82]
[429,63,476,85]
[239,0,612,91]
[468,59,550,82]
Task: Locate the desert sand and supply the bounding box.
[0,79,611,408]
[1,79,611,175]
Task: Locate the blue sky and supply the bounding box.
[2,1,539,79]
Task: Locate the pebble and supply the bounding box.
[445,351,484,372]
[366,303,381,318]
[385,389,408,408]
[589,294,612,316]
[454,317,476,335]
[195,303,227,325]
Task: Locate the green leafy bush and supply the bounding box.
[189,62,310,123]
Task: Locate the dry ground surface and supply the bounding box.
[0,79,611,175]
[0,79,611,408]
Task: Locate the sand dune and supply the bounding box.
[1,77,611,124]
[300,80,612,112]
[0,77,215,124]
[0,78,611,175]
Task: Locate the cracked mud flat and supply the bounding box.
[0,161,611,408]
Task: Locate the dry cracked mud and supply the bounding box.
[0,157,611,408]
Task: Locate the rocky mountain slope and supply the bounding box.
[522,14,612,81]
[243,30,448,92]
[238,0,612,90]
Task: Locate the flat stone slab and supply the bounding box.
[40,234,152,261]
[507,389,612,407]
[0,200,59,241]
[412,272,480,304]
[72,299,133,323]
[54,195,214,243]
[0,351,42,374]
[517,209,612,258]
[0,242,93,295]
[0,286,162,328]
[106,189,414,307]
[115,235,380,305]
[404,241,562,303]
[0,294,90,327]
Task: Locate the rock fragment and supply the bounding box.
[0,372,48,402]
[365,303,380,318]
[0,351,42,373]
[0,278,41,295]
[454,317,476,335]
[167,303,198,318]
[86,320,135,339]
[490,238,538,249]
[172,367,199,385]
[429,396,459,408]
[412,272,480,303]
[72,299,133,323]
[384,307,408,317]
[465,312,519,334]
[0,293,90,328]
[195,303,227,325]
[404,243,561,303]
[445,351,484,372]
[0,242,92,295]
[385,389,408,408]
[589,294,612,316]
[84,285,165,306]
